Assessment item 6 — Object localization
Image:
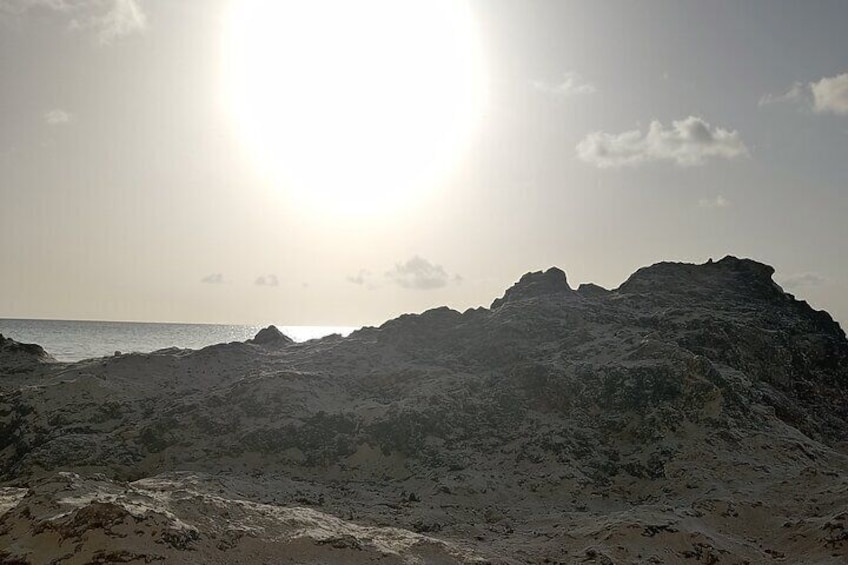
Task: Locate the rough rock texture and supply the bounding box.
[0,472,484,564]
[0,333,54,376]
[1,256,847,563]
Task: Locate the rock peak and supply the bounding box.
[617,255,784,301]
[491,267,573,309]
[248,325,293,347]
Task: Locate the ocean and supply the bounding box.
[0,319,357,362]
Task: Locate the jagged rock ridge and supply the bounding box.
[1,255,847,563]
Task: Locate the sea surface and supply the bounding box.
[0,319,357,362]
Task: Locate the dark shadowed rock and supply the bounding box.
[2,256,848,564]
[491,266,574,309]
[576,282,610,298]
[0,333,54,373]
[617,255,786,303]
[248,325,293,347]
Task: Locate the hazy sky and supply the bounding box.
[2,0,847,326]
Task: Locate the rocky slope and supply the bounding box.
[1,256,847,563]
[0,334,54,377]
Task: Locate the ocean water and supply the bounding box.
[0,319,357,362]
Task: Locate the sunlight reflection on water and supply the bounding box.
[0,319,357,362]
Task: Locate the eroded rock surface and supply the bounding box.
[1,256,847,563]
[0,334,53,375]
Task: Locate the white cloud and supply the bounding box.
[346,269,378,290]
[386,256,458,290]
[811,72,848,116]
[43,108,73,125]
[69,0,146,44]
[758,81,808,108]
[255,274,279,287]
[532,72,596,96]
[760,72,848,116]
[0,0,69,14]
[201,273,223,284]
[576,116,749,168]
[698,195,731,209]
[1,0,146,43]
[778,272,828,291]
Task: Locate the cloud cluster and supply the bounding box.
[347,257,461,291]
[43,108,73,125]
[386,256,459,290]
[576,116,749,168]
[254,274,279,286]
[532,72,596,97]
[199,273,282,286]
[760,72,848,116]
[698,195,731,209]
[201,273,223,284]
[1,0,146,44]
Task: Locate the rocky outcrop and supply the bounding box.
[490,266,574,309]
[248,325,293,347]
[1,256,847,563]
[0,333,54,374]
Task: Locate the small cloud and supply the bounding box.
[3,0,147,44]
[759,81,809,108]
[760,72,848,116]
[698,195,731,209]
[778,272,828,291]
[0,0,65,16]
[576,116,749,168]
[346,270,368,285]
[201,273,223,284]
[532,71,596,97]
[255,274,279,286]
[43,108,73,125]
[811,72,848,116]
[69,0,146,44]
[346,269,380,290]
[386,256,459,290]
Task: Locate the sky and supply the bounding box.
[1,0,847,327]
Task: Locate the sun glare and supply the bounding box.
[222,0,486,217]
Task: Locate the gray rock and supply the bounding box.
[248,325,293,347]
[0,333,54,374]
[2,256,847,563]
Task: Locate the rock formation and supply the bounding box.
[0,333,54,375]
[1,256,847,563]
[248,324,294,347]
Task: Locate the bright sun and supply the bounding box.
[222,0,486,216]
